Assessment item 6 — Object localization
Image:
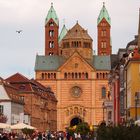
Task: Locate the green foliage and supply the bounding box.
[0,113,8,123]
[75,122,90,135]
[97,124,140,140]
[67,122,90,136]
[21,128,35,136]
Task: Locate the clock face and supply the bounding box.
[71,86,82,98]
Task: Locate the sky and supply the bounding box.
[0,0,139,79]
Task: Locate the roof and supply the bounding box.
[126,35,138,51]
[35,54,111,71]
[6,73,30,83]
[97,3,111,25]
[0,80,24,105]
[58,24,68,43]
[45,3,59,25]
[35,55,66,71]
[6,73,57,101]
[63,22,92,40]
[92,55,111,70]
[110,54,119,69]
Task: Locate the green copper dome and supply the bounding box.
[58,24,68,42]
[45,3,59,25]
[97,3,111,25]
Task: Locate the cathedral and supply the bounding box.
[35,3,112,130]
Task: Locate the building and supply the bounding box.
[108,49,126,125]
[35,3,112,130]
[0,77,24,125]
[109,9,140,124]
[6,73,57,131]
[124,10,140,121]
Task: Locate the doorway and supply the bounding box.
[70,117,82,126]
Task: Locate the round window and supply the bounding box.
[71,86,82,98]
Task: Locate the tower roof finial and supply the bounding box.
[51,2,53,7]
[103,2,105,6]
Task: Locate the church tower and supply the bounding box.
[45,3,59,55]
[97,2,111,55]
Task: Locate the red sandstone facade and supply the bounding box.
[6,73,57,131]
[98,18,111,55]
[45,18,59,56]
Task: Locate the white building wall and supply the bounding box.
[0,85,10,99]
[11,102,24,125]
[0,102,11,124]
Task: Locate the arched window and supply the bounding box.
[45,73,47,79]
[49,30,54,37]
[103,73,105,79]
[79,73,81,79]
[42,73,45,79]
[75,73,78,79]
[54,73,56,79]
[64,73,67,79]
[85,73,88,79]
[82,72,85,79]
[102,87,106,98]
[49,22,54,26]
[48,73,50,79]
[100,73,102,79]
[51,73,53,79]
[68,73,71,79]
[97,73,99,79]
[72,73,74,79]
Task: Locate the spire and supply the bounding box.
[58,24,68,42]
[45,3,59,25]
[138,8,140,48]
[97,2,111,25]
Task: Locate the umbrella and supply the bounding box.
[135,120,140,126]
[11,122,36,129]
[0,123,11,129]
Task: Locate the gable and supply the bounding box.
[58,52,95,72]
[0,85,10,100]
[6,73,30,83]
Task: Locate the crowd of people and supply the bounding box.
[0,130,94,140]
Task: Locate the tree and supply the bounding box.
[0,113,8,123]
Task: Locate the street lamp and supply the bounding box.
[135,92,139,121]
[102,102,105,121]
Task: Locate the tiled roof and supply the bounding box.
[0,80,24,105]
[63,22,92,40]
[6,73,57,101]
[58,24,68,43]
[92,55,111,70]
[97,3,111,25]
[35,54,111,71]
[6,73,30,83]
[110,54,119,69]
[45,3,59,25]
[35,55,66,71]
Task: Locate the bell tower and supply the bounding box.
[97,2,111,55]
[45,3,59,56]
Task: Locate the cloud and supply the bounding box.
[0,0,139,78]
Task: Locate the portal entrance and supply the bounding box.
[70,117,82,126]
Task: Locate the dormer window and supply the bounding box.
[19,85,26,90]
